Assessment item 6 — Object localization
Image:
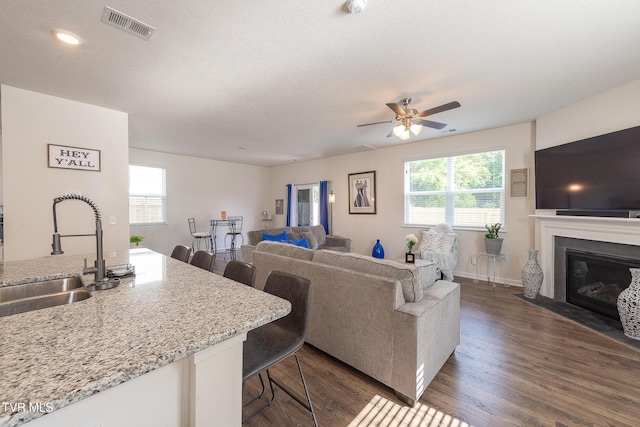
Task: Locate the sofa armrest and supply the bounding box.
[239,244,257,263]
[323,235,351,252]
[391,280,460,403]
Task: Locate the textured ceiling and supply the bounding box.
[1,1,640,166]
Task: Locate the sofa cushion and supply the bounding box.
[302,231,319,250]
[262,230,288,242]
[312,250,436,302]
[255,241,315,261]
[307,225,327,247]
[287,231,303,240]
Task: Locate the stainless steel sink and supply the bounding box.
[0,277,84,303]
[0,277,91,317]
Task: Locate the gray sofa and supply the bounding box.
[241,224,351,262]
[251,241,460,405]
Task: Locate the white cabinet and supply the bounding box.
[25,334,246,427]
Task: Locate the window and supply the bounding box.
[404,150,505,228]
[129,165,166,225]
[297,184,319,226]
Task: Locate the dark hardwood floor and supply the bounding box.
[215,256,640,427]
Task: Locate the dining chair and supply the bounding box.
[170,244,191,263]
[189,250,216,272]
[242,271,317,426]
[188,218,212,252]
[222,260,256,287]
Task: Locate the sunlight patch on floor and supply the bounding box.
[349,394,473,427]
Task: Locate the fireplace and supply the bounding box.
[565,250,640,321]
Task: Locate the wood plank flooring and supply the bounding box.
[215,256,640,426]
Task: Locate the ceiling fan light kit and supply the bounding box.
[347,0,367,14]
[393,125,411,140]
[410,123,423,136]
[358,97,461,140]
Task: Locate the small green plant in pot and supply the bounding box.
[483,223,503,255]
[130,235,144,247]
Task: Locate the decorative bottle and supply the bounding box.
[372,239,384,259]
[521,249,543,299]
[617,268,640,340]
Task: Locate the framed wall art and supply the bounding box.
[275,199,284,215]
[348,170,376,214]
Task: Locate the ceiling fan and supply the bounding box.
[357,98,461,140]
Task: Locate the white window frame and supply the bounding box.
[129,164,167,225]
[403,149,505,229]
[296,184,320,226]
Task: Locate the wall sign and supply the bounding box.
[509,168,528,198]
[48,144,101,172]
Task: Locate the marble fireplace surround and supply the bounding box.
[533,215,640,298]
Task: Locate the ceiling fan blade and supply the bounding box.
[357,120,394,127]
[386,102,407,116]
[418,119,448,130]
[418,101,461,117]
[387,129,395,138]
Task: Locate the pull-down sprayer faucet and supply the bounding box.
[51,194,119,290]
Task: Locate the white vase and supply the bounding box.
[617,268,640,340]
[521,249,543,299]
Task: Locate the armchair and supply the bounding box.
[417,223,458,281]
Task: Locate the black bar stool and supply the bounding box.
[242,271,317,426]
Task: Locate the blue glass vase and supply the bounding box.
[372,239,384,259]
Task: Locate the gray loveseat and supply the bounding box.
[251,241,460,405]
[241,224,351,262]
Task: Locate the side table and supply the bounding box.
[391,258,434,267]
[474,253,509,288]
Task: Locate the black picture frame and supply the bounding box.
[348,171,376,214]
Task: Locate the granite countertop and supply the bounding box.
[0,249,291,427]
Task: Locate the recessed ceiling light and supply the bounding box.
[52,29,83,45]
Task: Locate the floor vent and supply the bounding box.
[101,6,155,41]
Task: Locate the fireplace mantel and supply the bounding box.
[532,215,640,298]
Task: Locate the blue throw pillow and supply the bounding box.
[262,230,288,242]
[289,237,309,248]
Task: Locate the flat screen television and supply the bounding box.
[534,125,640,211]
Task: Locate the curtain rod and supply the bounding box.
[286,181,331,186]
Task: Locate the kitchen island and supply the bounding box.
[0,249,291,426]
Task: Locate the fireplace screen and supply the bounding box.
[566,250,640,321]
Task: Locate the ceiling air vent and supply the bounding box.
[350,144,377,152]
[101,6,155,41]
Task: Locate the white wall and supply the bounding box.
[129,149,270,256]
[537,78,640,150]
[1,85,129,261]
[268,122,536,284]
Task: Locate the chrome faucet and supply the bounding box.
[51,194,119,290]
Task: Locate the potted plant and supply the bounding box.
[484,223,503,255]
[405,233,418,263]
[130,235,144,247]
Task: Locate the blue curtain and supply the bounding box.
[286,184,298,226]
[286,184,292,226]
[319,181,329,234]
